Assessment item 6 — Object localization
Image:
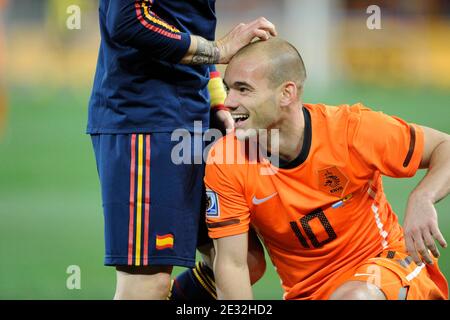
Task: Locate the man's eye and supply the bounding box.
[239,87,249,93]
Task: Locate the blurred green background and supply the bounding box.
[0,0,449,299]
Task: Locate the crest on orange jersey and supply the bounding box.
[318,166,349,198]
[206,189,220,218]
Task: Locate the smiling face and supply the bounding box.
[224,39,307,141]
[224,55,281,140]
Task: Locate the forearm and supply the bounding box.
[411,139,450,204]
[180,35,220,65]
[214,259,253,300]
[107,0,191,63]
[181,16,278,65]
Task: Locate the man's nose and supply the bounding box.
[224,93,238,111]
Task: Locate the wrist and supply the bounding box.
[409,189,436,204]
[215,39,227,64]
[183,36,221,65]
[210,40,221,64]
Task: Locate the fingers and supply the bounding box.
[414,233,433,265]
[260,17,277,36]
[252,29,270,41]
[405,232,423,266]
[403,201,446,266]
[248,17,277,37]
[244,17,277,40]
[224,116,235,131]
[405,228,444,265]
[218,17,277,63]
[423,231,440,259]
[431,224,448,249]
[216,109,235,130]
[231,17,277,42]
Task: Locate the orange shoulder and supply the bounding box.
[304,102,372,138]
[304,102,371,118]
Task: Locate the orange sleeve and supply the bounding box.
[348,105,424,178]
[204,139,250,239]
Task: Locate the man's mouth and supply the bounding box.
[232,114,250,124]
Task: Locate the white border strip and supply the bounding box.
[405,263,426,281]
[371,203,388,249]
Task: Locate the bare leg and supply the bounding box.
[329,281,386,300]
[114,265,173,300]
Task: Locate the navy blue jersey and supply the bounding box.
[87,0,217,134]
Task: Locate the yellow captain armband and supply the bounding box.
[208,71,228,111]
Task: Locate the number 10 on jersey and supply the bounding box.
[290,208,337,248]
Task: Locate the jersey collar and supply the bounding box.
[277,106,312,169]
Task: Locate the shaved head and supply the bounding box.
[231,38,307,89]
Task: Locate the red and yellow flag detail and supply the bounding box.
[156,234,174,250]
[135,0,182,40]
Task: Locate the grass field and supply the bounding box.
[0,84,449,299]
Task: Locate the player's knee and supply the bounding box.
[115,265,172,300]
[329,281,386,300]
[331,288,374,300]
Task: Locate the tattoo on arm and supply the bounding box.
[190,36,220,65]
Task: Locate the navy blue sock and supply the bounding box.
[169,262,217,300]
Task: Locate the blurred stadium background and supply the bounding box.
[0,0,449,299]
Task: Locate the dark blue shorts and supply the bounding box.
[91,133,205,268]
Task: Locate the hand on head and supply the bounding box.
[217,17,277,64]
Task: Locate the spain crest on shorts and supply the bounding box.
[206,189,220,218]
[156,234,174,250]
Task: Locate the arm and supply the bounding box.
[107,2,276,64]
[107,0,191,63]
[348,108,449,265]
[213,233,253,300]
[205,137,260,298]
[181,17,277,65]
[403,126,450,265]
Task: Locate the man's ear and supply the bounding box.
[279,82,298,107]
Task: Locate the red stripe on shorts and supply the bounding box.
[143,135,151,266]
[128,134,137,265]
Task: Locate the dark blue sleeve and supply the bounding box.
[106,0,191,63]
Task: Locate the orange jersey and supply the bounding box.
[204,103,443,299]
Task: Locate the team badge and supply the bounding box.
[318,166,349,198]
[206,190,220,218]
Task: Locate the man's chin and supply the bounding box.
[235,128,258,141]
